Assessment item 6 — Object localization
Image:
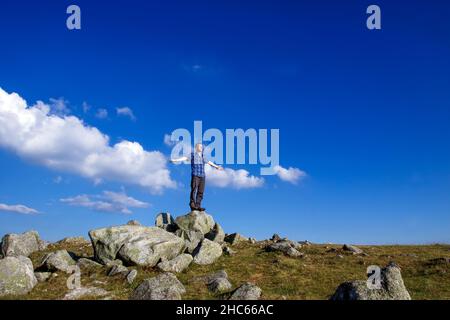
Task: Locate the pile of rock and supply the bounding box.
[0,231,48,297]
[265,234,304,258]
[0,213,270,299]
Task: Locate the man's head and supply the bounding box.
[195,143,203,153]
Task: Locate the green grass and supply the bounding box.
[4,242,449,300]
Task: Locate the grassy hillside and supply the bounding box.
[5,241,448,300]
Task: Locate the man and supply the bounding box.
[171,143,223,211]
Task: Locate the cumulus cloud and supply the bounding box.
[205,165,264,189]
[116,107,136,121]
[273,165,307,184]
[95,108,108,119]
[0,203,39,215]
[49,97,70,116]
[60,190,149,214]
[0,88,176,193]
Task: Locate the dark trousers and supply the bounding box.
[190,175,205,209]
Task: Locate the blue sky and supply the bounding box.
[0,0,449,244]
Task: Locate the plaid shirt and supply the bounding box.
[191,152,207,177]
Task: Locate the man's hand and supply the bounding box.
[217,165,224,171]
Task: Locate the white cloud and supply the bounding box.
[60,190,149,214]
[82,102,91,113]
[95,108,108,119]
[273,165,307,184]
[0,203,39,215]
[0,88,176,194]
[116,107,136,121]
[49,97,70,116]
[205,165,264,189]
[164,134,175,146]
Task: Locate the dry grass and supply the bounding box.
[3,242,449,300]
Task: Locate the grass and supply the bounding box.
[3,241,449,300]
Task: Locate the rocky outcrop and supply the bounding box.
[224,233,248,246]
[175,229,204,254]
[205,223,225,244]
[266,240,303,257]
[175,211,215,235]
[131,273,186,300]
[0,256,37,297]
[108,264,129,277]
[77,258,103,269]
[155,212,177,232]
[157,254,193,273]
[208,276,232,294]
[39,250,77,273]
[229,283,262,300]
[1,231,47,257]
[63,287,109,300]
[343,244,364,255]
[193,239,223,265]
[88,225,185,266]
[330,262,411,300]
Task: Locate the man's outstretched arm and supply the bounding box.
[170,156,189,163]
[207,161,224,170]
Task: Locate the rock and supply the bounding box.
[63,287,109,300]
[105,259,123,267]
[1,231,46,257]
[343,244,364,255]
[208,277,232,294]
[155,212,177,232]
[56,237,90,246]
[330,262,411,300]
[127,220,141,226]
[299,240,312,246]
[39,250,76,273]
[175,211,215,235]
[190,270,228,285]
[271,234,281,242]
[175,229,204,254]
[35,272,52,282]
[130,273,186,300]
[229,283,262,300]
[224,233,248,246]
[193,239,223,265]
[223,246,236,256]
[249,238,257,244]
[89,225,185,266]
[0,256,37,297]
[127,270,138,284]
[108,264,129,277]
[266,240,303,258]
[77,258,103,269]
[157,254,193,273]
[205,223,225,244]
